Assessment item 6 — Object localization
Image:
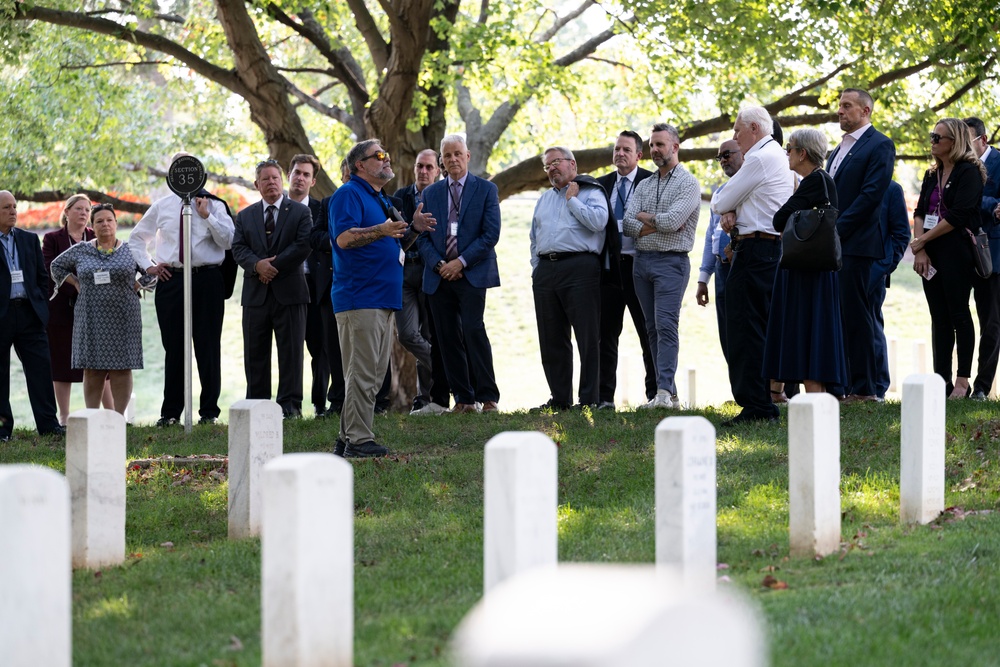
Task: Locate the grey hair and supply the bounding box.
[788,129,828,167]
[736,106,774,137]
[347,139,382,174]
[650,123,680,144]
[542,146,575,163]
[440,134,468,153]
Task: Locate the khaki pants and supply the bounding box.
[335,308,393,445]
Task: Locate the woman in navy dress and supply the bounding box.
[763,128,849,393]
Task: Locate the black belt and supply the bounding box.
[537,251,593,261]
[733,231,780,242]
[9,297,28,305]
[171,264,221,273]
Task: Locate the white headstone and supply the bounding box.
[888,337,898,393]
[655,416,716,591]
[452,565,766,667]
[900,374,946,524]
[66,408,126,569]
[484,432,558,593]
[788,394,841,558]
[262,454,353,667]
[229,399,283,539]
[686,367,697,408]
[913,340,927,375]
[0,465,71,667]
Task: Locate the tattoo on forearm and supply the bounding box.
[343,226,383,248]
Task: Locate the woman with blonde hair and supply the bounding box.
[41,195,112,423]
[910,117,988,398]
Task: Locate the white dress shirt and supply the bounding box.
[710,136,794,236]
[613,167,640,255]
[829,123,872,177]
[129,194,234,269]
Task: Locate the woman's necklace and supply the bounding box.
[97,240,117,256]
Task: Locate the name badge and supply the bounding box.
[923,214,939,230]
[10,269,23,284]
[450,222,458,236]
[94,271,111,285]
[398,248,405,266]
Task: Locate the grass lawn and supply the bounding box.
[2,399,1000,666]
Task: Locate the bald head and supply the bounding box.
[718,139,743,177]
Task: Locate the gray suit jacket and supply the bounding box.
[232,198,312,307]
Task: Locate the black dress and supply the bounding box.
[763,169,849,386]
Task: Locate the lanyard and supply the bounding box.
[0,233,15,267]
[617,177,637,211]
[654,167,677,210]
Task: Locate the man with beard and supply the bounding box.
[696,140,744,362]
[596,131,656,409]
[623,123,701,410]
[530,146,609,410]
[329,140,411,457]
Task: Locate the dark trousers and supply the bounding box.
[972,273,1000,394]
[533,253,601,406]
[598,254,656,403]
[725,238,780,419]
[427,278,499,405]
[1,300,59,437]
[715,257,732,363]
[154,266,224,420]
[923,245,975,392]
[867,273,890,398]
[839,255,877,396]
[306,281,331,411]
[427,306,452,407]
[242,293,307,415]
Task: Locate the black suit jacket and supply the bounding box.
[0,227,50,325]
[597,167,654,287]
[303,196,331,301]
[826,126,895,258]
[232,198,312,307]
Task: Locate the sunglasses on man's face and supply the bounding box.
[714,150,739,162]
[362,151,390,163]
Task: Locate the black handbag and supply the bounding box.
[780,172,842,272]
[967,227,992,279]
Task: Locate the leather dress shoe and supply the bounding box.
[450,403,481,414]
[481,401,499,413]
[721,412,778,427]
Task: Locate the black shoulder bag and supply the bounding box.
[779,172,842,272]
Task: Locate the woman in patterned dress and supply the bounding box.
[50,204,143,416]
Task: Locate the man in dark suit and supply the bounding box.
[287,154,337,417]
[596,130,655,410]
[0,190,63,441]
[393,149,451,414]
[232,160,313,418]
[964,117,1000,399]
[416,134,502,413]
[826,88,896,402]
[869,182,910,399]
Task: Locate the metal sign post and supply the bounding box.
[166,156,207,434]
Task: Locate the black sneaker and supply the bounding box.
[198,417,217,425]
[334,439,347,457]
[344,441,389,458]
[156,417,179,428]
[40,425,66,437]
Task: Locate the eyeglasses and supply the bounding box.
[929,133,954,144]
[785,144,800,154]
[362,151,390,163]
[542,158,570,172]
[714,150,739,162]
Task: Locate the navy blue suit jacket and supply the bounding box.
[870,181,911,290]
[418,173,501,294]
[826,125,896,258]
[0,228,49,325]
[978,148,1000,271]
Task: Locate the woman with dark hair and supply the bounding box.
[763,128,849,394]
[42,195,112,423]
[910,117,988,398]
[49,204,143,415]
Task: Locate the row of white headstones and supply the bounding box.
[1,373,946,666]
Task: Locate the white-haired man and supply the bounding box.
[711,106,793,425]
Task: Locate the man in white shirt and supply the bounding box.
[711,106,793,425]
[129,152,235,426]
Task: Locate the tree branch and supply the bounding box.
[538,0,595,43]
[554,26,618,67]
[345,0,389,72]
[286,82,358,127]
[14,5,250,98]
[14,190,149,214]
[60,60,169,70]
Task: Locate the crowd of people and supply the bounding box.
[3,88,999,451]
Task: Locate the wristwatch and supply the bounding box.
[434,260,446,274]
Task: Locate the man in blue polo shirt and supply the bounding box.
[329,139,409,458]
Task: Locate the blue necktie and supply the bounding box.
[614,178,628,220]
